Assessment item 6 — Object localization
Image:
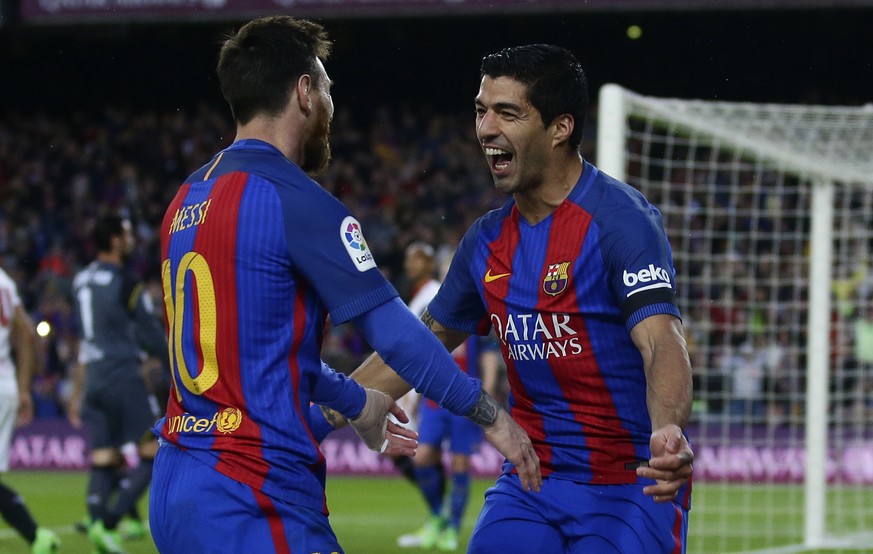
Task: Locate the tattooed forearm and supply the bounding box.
[420,308,436,330]
[466,389,500,426]
[320,405,348,430]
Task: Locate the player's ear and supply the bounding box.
[551,114,574,149]
[296,74,312,115]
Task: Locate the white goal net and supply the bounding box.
[597,84,873,553]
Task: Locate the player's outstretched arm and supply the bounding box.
[314,304,476,441]
[466,390,542,493]
[348,388,419,457]
[352,299,483,414]
[321,299,542,483]
[306,349,414,443]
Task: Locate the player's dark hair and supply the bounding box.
[480,44,588,151]
[92,214,125,253]
[217,16,332,125]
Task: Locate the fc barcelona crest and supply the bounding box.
[543,261,571,296]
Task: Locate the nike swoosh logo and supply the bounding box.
[484,269,511,283]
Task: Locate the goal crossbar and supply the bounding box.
[601,84,873,186]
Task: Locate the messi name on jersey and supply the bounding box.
[490,312,583,361]
[168,199,212,235]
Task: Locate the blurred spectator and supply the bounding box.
[760,330,802,425]
[724,340,767,422]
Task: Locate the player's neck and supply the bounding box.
[234,113,305,166]
[514,153,583,225]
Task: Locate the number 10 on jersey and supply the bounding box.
[162,253,220,402]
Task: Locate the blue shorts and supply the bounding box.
[468,473,688,554]
[417,402,483,455]
[149,442,343,554]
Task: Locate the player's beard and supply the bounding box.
[302,101,332,176]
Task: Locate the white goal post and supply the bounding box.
[597,84,873,553]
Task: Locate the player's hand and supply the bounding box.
[349,388,419,456]
[638,424,693,503]
[384,419,418,457]
[483,408,542,493]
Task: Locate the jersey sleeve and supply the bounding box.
[271,176,398,325]
[427,220,490,335]
[311,360,366,419]
[599,196,681,331]
[307,402,335,444]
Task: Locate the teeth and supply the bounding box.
[485,147,509,156]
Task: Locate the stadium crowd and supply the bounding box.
[624,123,873,427]
[1,99,871,427]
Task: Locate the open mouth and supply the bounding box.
[485,147,513,174]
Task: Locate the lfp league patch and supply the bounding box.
[340,216,377,272]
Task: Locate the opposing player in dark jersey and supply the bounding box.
[332,44,695,553]
[148,16,540,554]
[70,214,168,554]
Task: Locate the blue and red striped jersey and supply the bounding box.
[156,139,397,513]
[429,161,681,486]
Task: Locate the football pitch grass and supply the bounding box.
[1,471,872,553]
